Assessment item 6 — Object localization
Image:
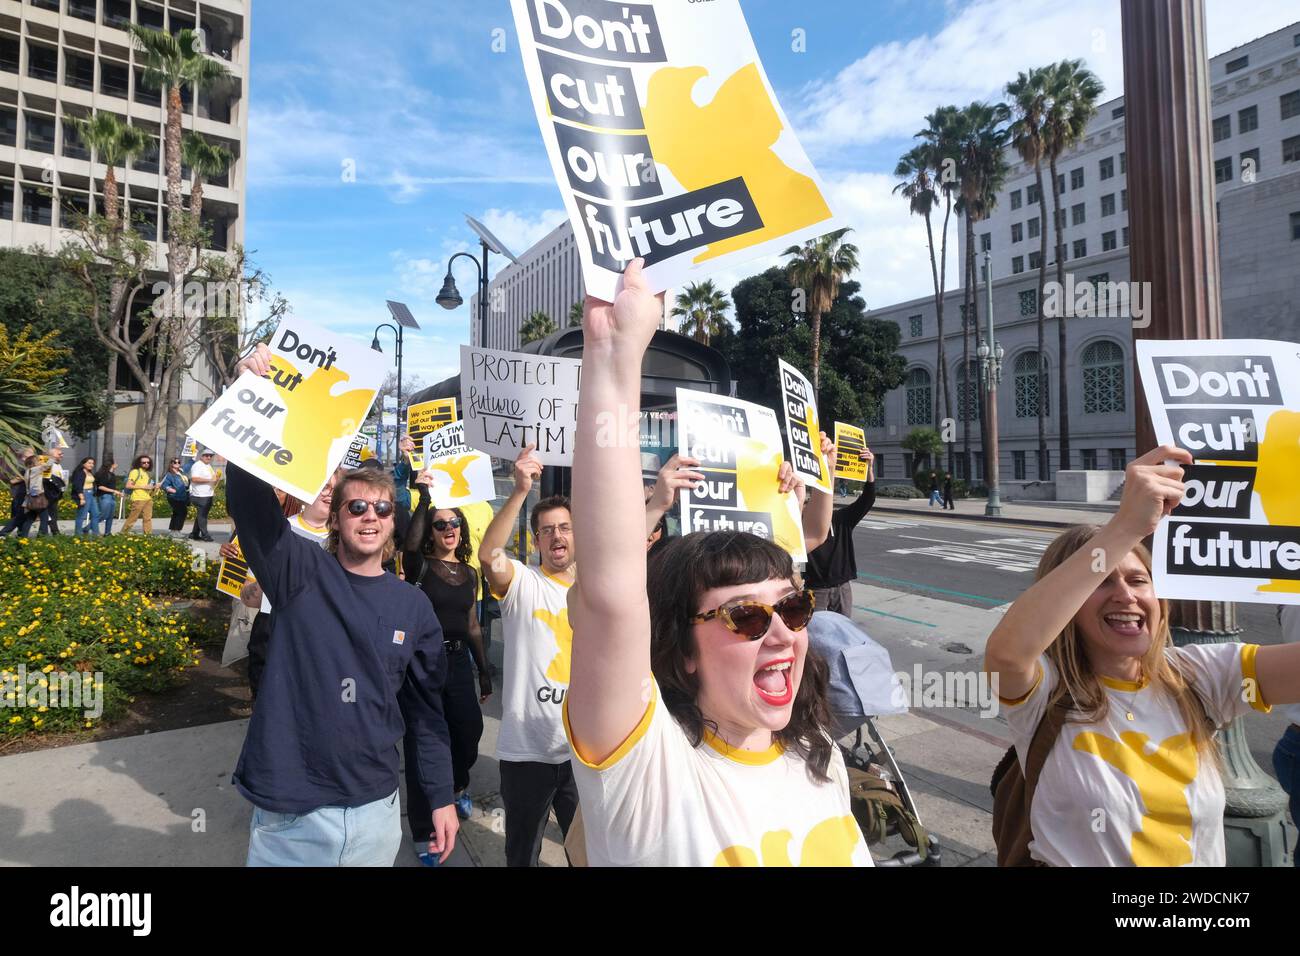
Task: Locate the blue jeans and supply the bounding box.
[74,495,100,535]
[97,494,117,535]
[1273,724,1300,867]
[246,790,401,867]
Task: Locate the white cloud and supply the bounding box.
[475,207,569,260]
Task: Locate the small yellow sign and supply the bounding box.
[833,423,867,481]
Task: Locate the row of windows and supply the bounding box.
[1007,153,1126,212]
[20,0,201,42]
[1001,190,1127,249]
[485,235,582,349]
[1009,229,1128,273]
[899,340,1126,428]
[1213,92,1300,143]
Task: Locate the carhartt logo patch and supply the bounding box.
[392,630,406,645]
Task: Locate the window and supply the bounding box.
[1054,209,1065,232]
[24,112,55,153]
[1081,449,1098,470]
[1122,226,1129,246]
[1112,105,1125,120]
[1010,189,1022,210]
[138,2,165,30]
[1056,173,1065,196]
[1071,202,1086,226]
[1099,156,1114,180]
[1102,230,1117,252]
[134,69,159,106]
[1214,156,1233,183]
[103,0,131,30]
[22,185,52,225]
[1283,90,1300,121]
[62,119,89,161]
[1225,56,1249,74]
[0,35,18,74]
[908,314,922,338]
[1239,105,1258,133]
[27,42,58,83]
[1019,289,1037,316]
[1101,193,1116,217]
[865,402,884,428]
[61,190,89,223]
[1011,222,1023,243]
[1284,135,1300,165]
[1110,448,1126,472]
[1291,211,1300,241]
[956,360,980,422]
[1027,183,1040,204]
[905,368,932,426]
[0,181,13,221]
[68,0,96,21]
[1240,147,1260,179]
[1071,168,1084,190]
[1082,340,1126,415]
[1073,238,1087,259]
[1012,255,1024,274]
[1120,151,1127,174]
[1013,450,1026,481]
[0,107,15,147]
[1212,115,1230,142]
[31,0,60,10]
[1121,188,1128,211]
[100,60,129,98]
[1028,216,1040,239]
[65,51,94,91]
[1028,250,1041,270]
[980,233,991,252]
[1014,351,1049,419]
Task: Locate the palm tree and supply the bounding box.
[782,228,859,395]
[1041,58,1103,473]
[130,24,229,459]
[567,301,583,328]
[71,111,148,468]
[953,101,1010,486]
[181,132,232,228]
[520,311,556,345]
[1006,66,1051,481]
[671,280,731,345]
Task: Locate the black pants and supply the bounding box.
[40,497,60,534]
[168,499,189,531]
[499,758,578,867]
[0,493,24,535]
[189,496,213,538]
[403,645,484,841]
[943,490,954,510]
[247,612,272,699]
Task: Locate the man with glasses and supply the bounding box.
[479,444,579,866]
[225,344,458,867]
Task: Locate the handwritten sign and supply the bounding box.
[459,345,582,466]
[676,387,805,562]
[186,318,385,502]
[420,421,497,509]
[508,0,841,301]
[407,398,458,470]
[777,358,829,493]
[834,422,867,481]
[1137,338,1300,605]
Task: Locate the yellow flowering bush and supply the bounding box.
[0,535,218,738]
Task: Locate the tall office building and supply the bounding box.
[865,20,1300,488]
[1,0,250,462]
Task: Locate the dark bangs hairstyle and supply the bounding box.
[422,506,473,565]
[647,530,834,783]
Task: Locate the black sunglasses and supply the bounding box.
[345,499,394,518]
[432,517,463,531]
[689,590,816,640]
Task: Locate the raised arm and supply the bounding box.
[402,480,432,585]
[983,446,1191,699]
[478,445,540,597]
[838,449,877,527]
[568,259,664,764]
[800,431,836,553]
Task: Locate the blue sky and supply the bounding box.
[246,0,1299,389]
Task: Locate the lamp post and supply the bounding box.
[371,301,420,464]
[977,250,1004,517]
[437,245,490,347]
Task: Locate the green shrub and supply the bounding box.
[53,486,229,521]
[876,484,924,499]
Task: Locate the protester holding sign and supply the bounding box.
[566,259,871,867]
[226,344,458,867]
[478,445,579,867]
[403,483,492,861]
[984,446,1300,866]
[805,447,875,616]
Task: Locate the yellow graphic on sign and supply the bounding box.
[534,607,573,685]
[834,422,867,481]
[714,816,862,867]
[735,437,804,561]
[428,455,475,499]
[643,63,832,263]
[1073,730,1198,867]
[272,357,374,497]
[1256,409,1300,594]
[216,540,251,599]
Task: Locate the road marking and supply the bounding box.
[886,544,1038,572]
[854,572,1006,606]
[853,604,937,628]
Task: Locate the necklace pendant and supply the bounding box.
[1125,711,1135,721]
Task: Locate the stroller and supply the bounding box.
[807,611,942,867]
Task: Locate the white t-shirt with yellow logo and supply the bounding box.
[564,681,874,867]
[494,558,573,764]
[1004,643,1269,867]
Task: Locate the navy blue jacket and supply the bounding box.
[227,464,453,814]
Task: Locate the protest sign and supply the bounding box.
[407,397,458,470]
[186,318,386,503]
[1137,338,1300,604]
[215,539,251,599]
[640,408,677,481]
[509,0,841,301]
[340,434,375,470]
[460,345,582,466]
[418,421,497,509]
[181,437,198,459]
[777,358,830,493]
[42,425,69,449]
[834,422,867,481]
[676,387,806,562]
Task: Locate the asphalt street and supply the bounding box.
[846,508,1290,775]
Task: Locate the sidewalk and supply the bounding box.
[856,494,1118,529]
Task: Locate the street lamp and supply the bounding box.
[437,215,520,349]
[977,250,1004,517]
[371,300,420,464]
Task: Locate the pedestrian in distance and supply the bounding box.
[984,445,1300,866]
[943,471,955,511]
[38,446,66,535]
[119,455,157,535]
[70,456,99,535]
[0,446,35,538]
[188,449,219,542]
[160,457,191,535]
[94,459,124,535]
[927,469,942,507]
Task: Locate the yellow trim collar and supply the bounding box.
[1241,643,1271,714]
[1100,674,1150,692]
[701,728,784,766]
[564,684,656,771]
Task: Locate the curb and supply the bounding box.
[864,501,1081,530]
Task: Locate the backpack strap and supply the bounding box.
[1022,691,1073,811]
